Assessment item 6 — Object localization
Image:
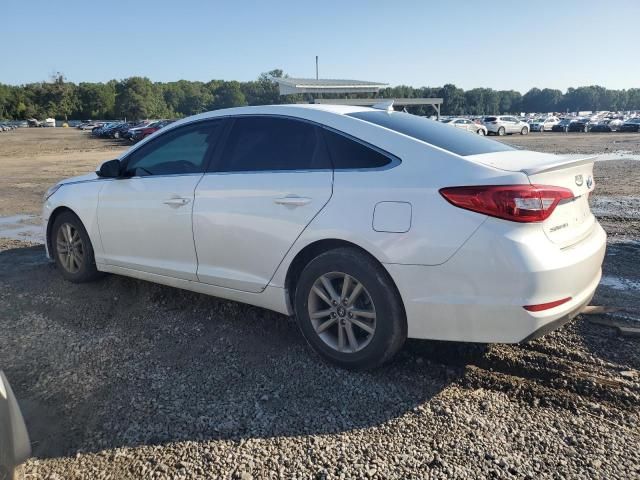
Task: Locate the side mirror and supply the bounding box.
[97,159,122,178]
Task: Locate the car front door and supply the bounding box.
[97,120,225,280]
[193,115,333,293]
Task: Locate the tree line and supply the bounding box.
[1,70,639,121]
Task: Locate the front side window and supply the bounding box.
[124,121,223,176]
[348,111,514,157]
[216,116,331,172]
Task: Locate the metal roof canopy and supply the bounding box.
[276,77,388,95]
[311,97,444,118]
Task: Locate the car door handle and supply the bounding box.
[163,197,191,207]
[274,195,312,207]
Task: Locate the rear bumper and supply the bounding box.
[385,219,606,343]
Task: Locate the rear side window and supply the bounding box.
[323,129,392,169]
[348,111,514,157]
[216,116,331,172]
[483,117,497,122]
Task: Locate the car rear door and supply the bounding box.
[193,115,333,293]
[97,120,225,280]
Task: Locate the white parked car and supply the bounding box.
[441,117,487,135]
[43,104,606,369]
[483,115,530,135]
[530,116,560,132]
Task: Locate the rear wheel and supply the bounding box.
[497,127,506,136]
[294,248,406,370]
[477,128,486,136]
[52,212,102,283]
[521,127,529,135]
[113,131,120,139]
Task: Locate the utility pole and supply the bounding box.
[315,56,319,80]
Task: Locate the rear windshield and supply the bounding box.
[348,111,514,157]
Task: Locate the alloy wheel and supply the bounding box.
[56,222,84,273]
[307,272,376,353]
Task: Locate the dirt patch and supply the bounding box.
[0,128,127,216]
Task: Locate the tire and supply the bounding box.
[294,247,407,370]
[520,127,529,135]
[477,128,486,136]
[583,126,588,133]
[51,211,102,283]
[497,127,506,136]
[113,131,120,139]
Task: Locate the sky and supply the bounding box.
[1,0,639,93]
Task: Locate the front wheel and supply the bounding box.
[294,248,407,370]
[52,211,102,283]
[521,127,529,135]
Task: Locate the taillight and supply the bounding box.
[439,185,574,222]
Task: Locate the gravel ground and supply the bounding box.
[0,129,639,479]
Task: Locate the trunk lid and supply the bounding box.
[469,151,597,248]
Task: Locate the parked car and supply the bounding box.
[482,116,529,135]
[441,118,487,135]
[589,119,624,133]
[129,120,174,142]
[107,122,139,139]
[0,371,31,480]
[567,118,591,132]
[619,117,640,132]
[43,104,606,369]
[551,119,575,132]
[529,116,560,132]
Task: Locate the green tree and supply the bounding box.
[115,77,168,119]
[211,81,247,109]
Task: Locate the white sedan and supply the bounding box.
[43,104,606,369]
[441,117,487,135]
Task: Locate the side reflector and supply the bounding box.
[523,297,572,312]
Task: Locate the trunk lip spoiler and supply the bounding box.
[521,155,597,176]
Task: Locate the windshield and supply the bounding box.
[347,111,514,157]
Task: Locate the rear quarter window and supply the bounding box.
[323,129,393,169]
[348,111,514,157]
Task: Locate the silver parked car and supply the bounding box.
[441,118,487,135]
[483,116,530,136]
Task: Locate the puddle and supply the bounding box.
[0,214,44,243]
[599,275,640,292]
